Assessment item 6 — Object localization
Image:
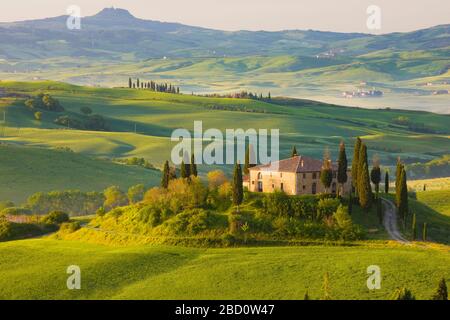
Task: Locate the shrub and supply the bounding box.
[42,211,70,225]
[96,207,106,216]
[290,195,317,220]
[263,191,291,216]
[34,111,42,121]
[316,198,340,220]
[59,221,81,234]
[163,209,211,235]
[207,170,228,189]
[390,288,416,300]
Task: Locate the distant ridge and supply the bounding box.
[0,8,448,60]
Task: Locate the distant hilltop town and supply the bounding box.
[342,89,383,99]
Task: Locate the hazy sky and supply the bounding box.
[1,0,449,33]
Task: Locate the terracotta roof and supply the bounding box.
[248,155,337,173]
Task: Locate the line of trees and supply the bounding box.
[200,90,271,100]
[128,78,180,94]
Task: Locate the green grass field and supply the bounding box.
[0,144,160,204]
[0,239,448,300]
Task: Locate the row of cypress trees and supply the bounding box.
[128,78,180,93]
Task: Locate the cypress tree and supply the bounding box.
[320,148,332,193]
[357,144,372,211]
[137,78,140,88]
[291,146,298,157]
[351,137,362,195]
[422,222,427,241]
[180,160,187,178]
[384,171,389,194]
[348,192,353,215]
[128,77,132,88]
[161,160,170,188]
[232,162,244,211]
[185,160,191,178]
[432,278,448,300]
[398,168,409,229]
[370,165,381,198]
[395,157,403,206]
[411,213,417,240]
[244,145,251,175]
[376,198,383,225]
[190,154,198,177]
[337,141,348,197]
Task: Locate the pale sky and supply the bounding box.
[1,0,449,33]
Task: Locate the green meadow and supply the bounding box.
[0,239,448,300]
[1,80,449,203]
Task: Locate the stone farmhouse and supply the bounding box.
[243,155,352,196]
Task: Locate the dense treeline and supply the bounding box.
[128,78,180,94]
[200,90,271,100]
[54,114,109,131]
[24,93,64,112]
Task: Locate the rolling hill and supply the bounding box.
[0,80,449,204]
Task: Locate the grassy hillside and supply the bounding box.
[0,144,160,203]
[1,81,449,164]
[414,190,450,216]
[0,239,448,300]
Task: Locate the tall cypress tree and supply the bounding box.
[180,160,187,179]
[411,213,417,240]
[161,160,170,188]
[190,154,198,177]
[128,77,132,88]
[351,137,362,195]
[357,143,372,211]
[244,144,255,175]
[398,168,409,228]
[395,157,403,207]
[244,145,251,175]
[384,171,389,194]
[137,78,140,88]
[291,146,298,157]
[337,142,348,197]
[232,162,244,211]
